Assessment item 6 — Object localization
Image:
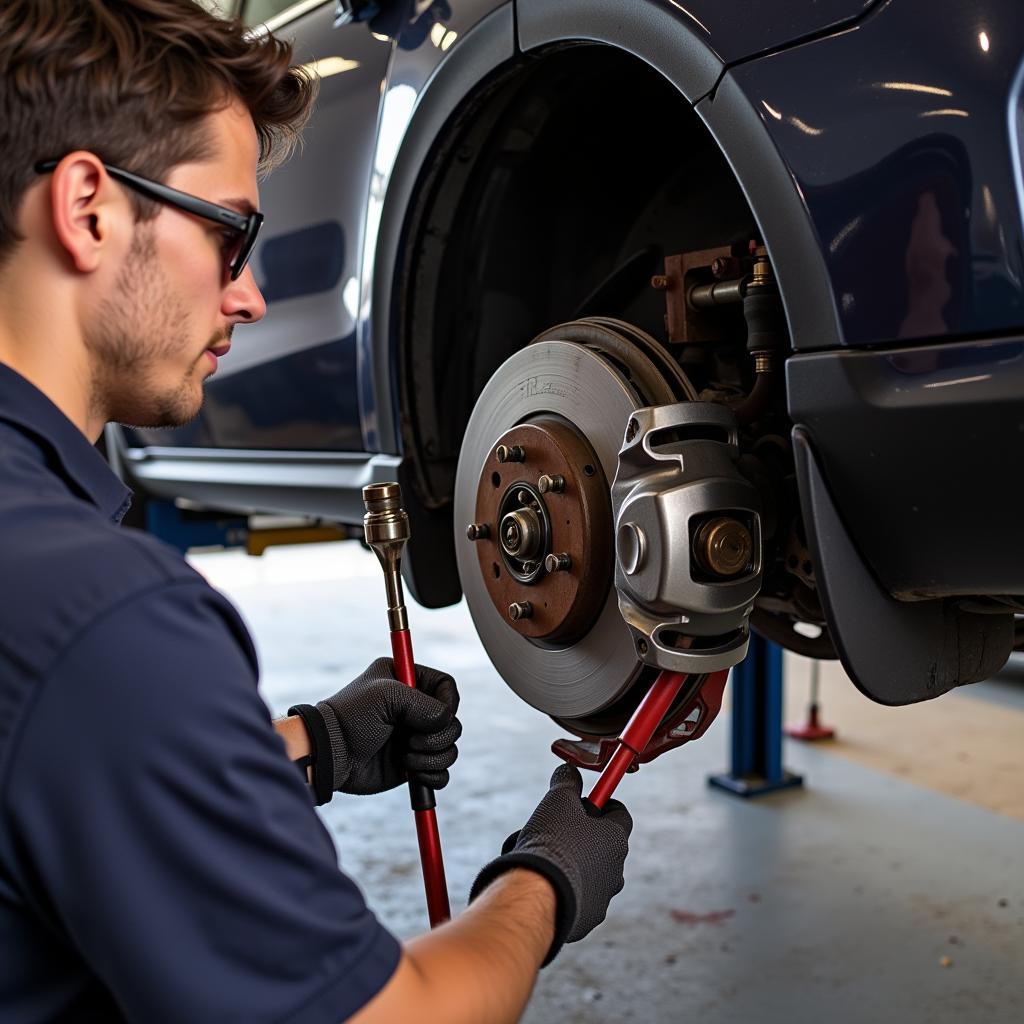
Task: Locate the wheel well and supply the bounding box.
[398,44,758,605]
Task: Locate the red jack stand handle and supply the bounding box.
[586,670,691,810]
[392,627,451,927]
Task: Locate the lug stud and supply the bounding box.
[544,552,571,573]
[466,523,490,541]
[508,601,533,621]
[495,444,526,463]
[537,474,565,494]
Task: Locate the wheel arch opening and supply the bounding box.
[396,43,760,606]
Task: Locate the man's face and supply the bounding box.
[84,100,266,429]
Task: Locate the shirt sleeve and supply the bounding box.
[4,580,400,1024]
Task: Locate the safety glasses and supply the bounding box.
[34,158,264,281]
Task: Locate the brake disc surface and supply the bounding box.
[454,339,647,721]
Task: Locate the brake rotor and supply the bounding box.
[454,320,693,733]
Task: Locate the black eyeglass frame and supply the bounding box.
[34,158,264,281]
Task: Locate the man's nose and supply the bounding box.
[223,264,267,324]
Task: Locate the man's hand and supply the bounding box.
[469,763,632,964]
[289,657,460,804]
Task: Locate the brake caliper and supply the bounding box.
[554,401,762,771]
[613,401,761,673]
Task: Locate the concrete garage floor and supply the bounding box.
[191,542,1024,1024]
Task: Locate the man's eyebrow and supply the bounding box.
[220,197,258,216]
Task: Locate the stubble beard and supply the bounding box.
[84,225,209,430]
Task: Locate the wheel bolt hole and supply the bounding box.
[491,471,501,488]
[583,464,595,476]
[491,562,500,579]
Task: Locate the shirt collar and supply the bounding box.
[0,362,133,524]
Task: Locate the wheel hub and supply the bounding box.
[471,417,613,643]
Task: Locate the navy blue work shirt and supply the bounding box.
[0,364,400,1023]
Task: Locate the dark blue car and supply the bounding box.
[107,0,1024,735]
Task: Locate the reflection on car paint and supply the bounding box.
[124,335,361,451]
[728,0,1024,346]
[257,220,345,305]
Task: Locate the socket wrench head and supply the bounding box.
[362,482,410,550]
[362,482,410,631]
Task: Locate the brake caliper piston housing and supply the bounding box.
[612,402,762,673]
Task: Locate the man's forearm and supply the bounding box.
[408,868,556,1019]
[273,715,311,760]
[350,868,557,1024]
[273,716,312,783]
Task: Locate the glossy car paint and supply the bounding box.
[127,1,391,454]
[357,0,514,455]
[651,0,880,65]
[517,0,882,97]
[788,337,1024,598]
[721,0,1024,349]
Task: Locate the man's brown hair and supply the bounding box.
[0,0,317,267]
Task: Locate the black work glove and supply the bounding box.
[469,763,632,965]
[289,657,460,804]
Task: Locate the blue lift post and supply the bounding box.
[144,501,248,555]
[708,632,804,798]
[143,500,353,555]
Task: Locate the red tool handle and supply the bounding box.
[587,670,691,810]
[391,627,451,927]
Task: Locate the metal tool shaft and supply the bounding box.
[587,670,691,810]
[363,483,451,927]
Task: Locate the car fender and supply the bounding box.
[515,0,855,351]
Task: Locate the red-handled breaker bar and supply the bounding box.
[363,482,451,929]
[553,669,730,810]
[391,626,450,927]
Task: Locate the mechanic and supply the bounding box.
[0,2,632,1022]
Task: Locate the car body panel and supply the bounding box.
[518,0,882,98]
[660,0,879,65]
[723,0,1024,349]
[126,1,391,455]
[788,336,1024,599]
[357,1,515,455]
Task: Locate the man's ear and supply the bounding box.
[47,152,128,274]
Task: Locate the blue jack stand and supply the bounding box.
[708,632,804,798]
